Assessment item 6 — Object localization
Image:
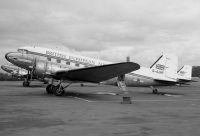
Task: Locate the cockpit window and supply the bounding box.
[18,49,28,54]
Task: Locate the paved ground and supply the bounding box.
[0,80,200,136]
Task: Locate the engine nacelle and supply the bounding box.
[34,60,69,78]
[34,60,47,78]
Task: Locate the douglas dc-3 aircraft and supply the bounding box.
[1,64,27,78]
[5,46,193,95]
[5,46,140,96]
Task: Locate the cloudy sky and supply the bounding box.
[1,0,200,72]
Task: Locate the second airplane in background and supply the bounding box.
[1,64,50,85]
[1,64,27,78]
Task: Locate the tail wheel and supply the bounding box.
[53,85,64,96]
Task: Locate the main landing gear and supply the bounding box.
[53,84,65,96]
[46,80,72,96]
[23,79,30,87]
[22,69,34,87]
[152,88,158,94]
[46,84,55,94]
[150,86,158,94]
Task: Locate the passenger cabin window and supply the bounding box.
[57,59,61,63]
[47,58,51,61]
[75,63,80,67]
[66,61,70,65]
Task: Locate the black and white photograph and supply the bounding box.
[0,0,200,136]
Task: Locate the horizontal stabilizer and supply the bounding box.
[54,62,140,83]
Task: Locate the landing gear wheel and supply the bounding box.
[23,81,30,87]
[153,89,158,94]
[46,84,55,94]
[53,85,64,96]
[23,81,25,87]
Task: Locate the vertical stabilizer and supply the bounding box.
[150,53,178,81]
[177,65,192,81]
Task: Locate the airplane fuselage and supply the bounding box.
[5,46,177,88]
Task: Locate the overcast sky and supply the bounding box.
[1,0,200,72]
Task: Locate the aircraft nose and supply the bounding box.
[4,52,32,70]
[5,52,20,62]
[5,52,11,61]
[1,65,4,70]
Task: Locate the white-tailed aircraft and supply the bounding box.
[6,46,193,95]
[5,46,140,96]
[177,65,195,85]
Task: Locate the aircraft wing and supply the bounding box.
[54,62,140,83]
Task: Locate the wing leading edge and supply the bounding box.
[55,62,140,83]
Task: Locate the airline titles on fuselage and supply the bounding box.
[46,50,106,66]
[46,50,66,59]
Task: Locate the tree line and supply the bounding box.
[0,73,22,81]
[192,66,200,77]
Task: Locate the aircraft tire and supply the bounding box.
[53,85,64,96]
[23,81,30,87]
[46,84,54,94]
[23,81,26,87]
[153,89,158,94]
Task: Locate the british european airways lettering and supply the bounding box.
[46,50,96,65]
[46,51,66,59]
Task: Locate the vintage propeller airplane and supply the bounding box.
[5,46,140,96]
